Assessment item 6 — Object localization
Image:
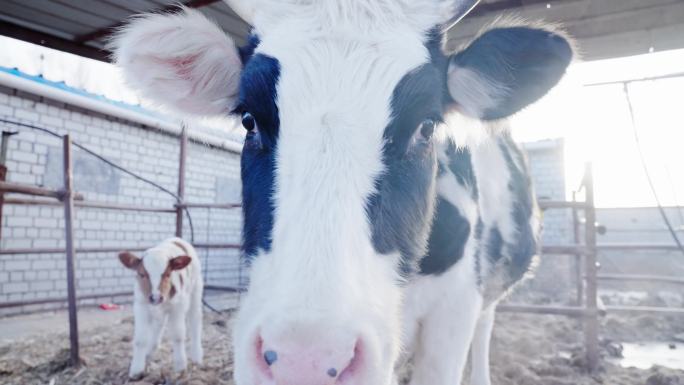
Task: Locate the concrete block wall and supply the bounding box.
[523,139,573,245]
[519,139,576,302]
[0,85,243,316]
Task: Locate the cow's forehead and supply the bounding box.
[251,31,432,119]
[246,0,450,40]
[142,250,168,277]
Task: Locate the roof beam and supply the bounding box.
[0,19,109,62]
[73,0,222,44]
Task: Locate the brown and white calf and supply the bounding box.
[112,2,573,384]
[118,237,204,379]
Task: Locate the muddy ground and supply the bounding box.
[1,306,682,385]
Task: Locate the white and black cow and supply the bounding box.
[112,1,573,385]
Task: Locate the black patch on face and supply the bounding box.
[473,218,484,285]
[495,134,538,283]
[237,54,281,262]
[367,33,449,277]
[486,226,503,263]
[239,34,261,64]
[445,142,478,200]
[419,197,471,275]
[418,142,478,276]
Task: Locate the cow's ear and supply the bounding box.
[169,255,192,270]
[447,25,574,120]
[119,251,141,269]
[110,8,242,117]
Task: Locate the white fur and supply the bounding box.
[447,65,510,119]
[470,304,496,385]
[225,0,471,36]
[109,8,242,116]
[232,13,432,384]
[400,228,482,385]
[127,238,204,379]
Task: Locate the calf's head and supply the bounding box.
[119,250,191,305]
[112,2,572,384]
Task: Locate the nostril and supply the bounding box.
[148,295,154,303]
[264,350,278,366]
[338,338,363,383]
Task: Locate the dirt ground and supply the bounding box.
[0,307,682,385]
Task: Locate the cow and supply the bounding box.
[111,1,573,384]
[118,237,204,379]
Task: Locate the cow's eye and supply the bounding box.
[419,119,435,140]
[138,272,146,278]
[242,112,256,132]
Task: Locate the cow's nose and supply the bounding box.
[148,294,163,305]
[256,336,362,385]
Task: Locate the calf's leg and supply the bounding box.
[169,307,189,373]
[470,304,496,385]
[146,314,167,359]
[409,283,482,385]
[188,284,204,364]
[129,303,150,379]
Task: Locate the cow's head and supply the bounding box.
[119,250,191,305]
[112,2,572,384]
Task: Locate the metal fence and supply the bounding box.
[499,162,684,371]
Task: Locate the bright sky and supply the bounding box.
[512,48,684,207]
[2,36,683,208]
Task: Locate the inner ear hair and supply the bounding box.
[169,255,192,271]
[118,251,141,269]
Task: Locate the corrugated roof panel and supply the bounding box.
[7,0,115,28]
[54,0,142,27]
[0,13,74,40]
[200,6,250,43]
[1,1,93,37]
[99,0,171,14]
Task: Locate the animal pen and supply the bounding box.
[0,119,683,372]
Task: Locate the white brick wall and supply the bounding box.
[0,86,243,315]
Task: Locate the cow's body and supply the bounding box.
[118,238,204,379]
[400,128,539,384]
[112,2,571,384]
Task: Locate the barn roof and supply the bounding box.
[1,1,683,62]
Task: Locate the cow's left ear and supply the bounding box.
[447,25,574,120]
[109,8,242,117]
[169,255,192,270]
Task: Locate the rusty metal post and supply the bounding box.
[62,135,80,366]
[572,191,583,306]
[175,124,188,238]
[0,131,17,241]
[583,162,599,372]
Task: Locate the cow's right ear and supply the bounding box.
[118,251,141,269]
[109,8,242,117]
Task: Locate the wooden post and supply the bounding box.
[62,135,80,366]
[175,125,188,238]
[583,162,599,372]
[572,191,583,306]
